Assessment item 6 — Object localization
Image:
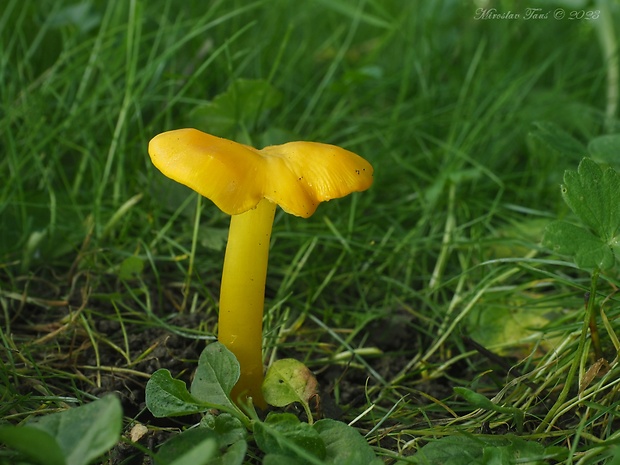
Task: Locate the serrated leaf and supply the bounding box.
[145,369,210,417]
[191,343,240,410]
[544,221,615,270]
[561,158,620,240]
[313,419,383,465]
[543,158,620,270]
[262,359,318,410]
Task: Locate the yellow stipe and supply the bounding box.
[218,198,276,408]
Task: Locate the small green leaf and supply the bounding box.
[262,359,318,422]
[191,343,240,410]
[200,412,247,448]
[314,419,383,465]
[254,413,326,464]
[454,387,498,411]
[454,387,523,433]
[145,369,209,417]
[118,255,144,280]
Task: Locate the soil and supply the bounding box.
[2,269,434,464]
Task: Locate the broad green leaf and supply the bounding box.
[191,343,239,410]
[465,291,557,357]
[412,435,485,465]
[0,425,65,465]
[588,134,620,169]
[156,428,219,465]
[544,221,615,270]
[168,438,218,465]
[156,425,247,465]
[33,395,121,465]
[263,454,305,465]
[561,158,620,241]
[313,419,383,465]
[262,359,318,421]
[208,440,247,465]
[145,369,210,417]
[254,413,326,465]
[3,396,122,465]
[488,436,547,464]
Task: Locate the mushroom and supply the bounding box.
[148,128,373,407]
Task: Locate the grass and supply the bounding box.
[2,0,620,463]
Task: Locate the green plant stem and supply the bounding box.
[536,268,600,434]
[183,193,202,312]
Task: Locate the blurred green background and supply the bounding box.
[2,0,614,272]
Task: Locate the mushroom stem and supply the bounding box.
[218,198,276,408]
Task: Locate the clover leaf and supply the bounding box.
[543,158,620,270]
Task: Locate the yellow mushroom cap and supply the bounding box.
[148,128,373,218]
